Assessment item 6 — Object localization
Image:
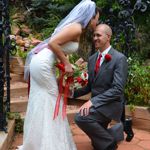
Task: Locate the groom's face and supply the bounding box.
[93,26,110,51]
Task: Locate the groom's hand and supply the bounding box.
[79,100,92,116]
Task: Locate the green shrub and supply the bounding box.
[7,112,24,133]
[125,57,150,107]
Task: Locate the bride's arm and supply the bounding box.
[48,23,82,73]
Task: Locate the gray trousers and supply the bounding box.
[75,108,115,150]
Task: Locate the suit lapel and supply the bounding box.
[94,48,114,82]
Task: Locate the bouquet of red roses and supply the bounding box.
[53,60,88,120]
[55,61,88,87]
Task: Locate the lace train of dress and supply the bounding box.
[18,46,78,150]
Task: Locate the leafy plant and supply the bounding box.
[7,112,24,133]
[125,57,150,107]
[16,47,28,59]
[24,0,77,34]
[128,104,136,112]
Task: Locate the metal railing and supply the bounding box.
[0,0,12,132]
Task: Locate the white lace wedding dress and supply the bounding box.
[18,42,79,150]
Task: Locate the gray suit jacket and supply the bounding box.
[74,47,128,121]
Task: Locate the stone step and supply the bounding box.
[126,106,150,131]
[0,120,15,150]
[5,81,28,98]
[10,97,28,112]
[9,90,150,132]
[10,73,25,83]
[16,110,77,124]
[10,98,80,113]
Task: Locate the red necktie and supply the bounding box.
[94,53,102,76]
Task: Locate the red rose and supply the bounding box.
[76,77,83,83]
[105,54,112,62]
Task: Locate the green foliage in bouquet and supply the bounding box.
[73,65,82,77]
[69,54,80,64]
[72,64,87,78]
[125,57,150,107]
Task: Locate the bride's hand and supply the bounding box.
[64,63,74,75]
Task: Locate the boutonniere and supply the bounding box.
[105,54,112,62]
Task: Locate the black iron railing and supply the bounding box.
[0,0,13,132]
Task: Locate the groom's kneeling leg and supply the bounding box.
[74,112,115,150]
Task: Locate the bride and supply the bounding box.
[18,0,100,149]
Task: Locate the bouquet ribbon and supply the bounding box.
[53,63,74,120]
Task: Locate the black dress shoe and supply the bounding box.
[124,118,134,142]
[126,132,134,142]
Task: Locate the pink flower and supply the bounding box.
[105,54,112,62]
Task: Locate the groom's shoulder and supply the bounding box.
[112,48,127,59]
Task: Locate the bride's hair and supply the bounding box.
[51,0,97,37]
[78,6,102,60]
[94,7,102,18]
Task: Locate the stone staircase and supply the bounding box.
[8,73,86,113]
[0,73,27,150]
[9,73,28,113]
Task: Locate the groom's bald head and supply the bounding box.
[93,24,112,52]
[96,24,112,37]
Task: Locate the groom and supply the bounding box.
[73,24,128,150]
